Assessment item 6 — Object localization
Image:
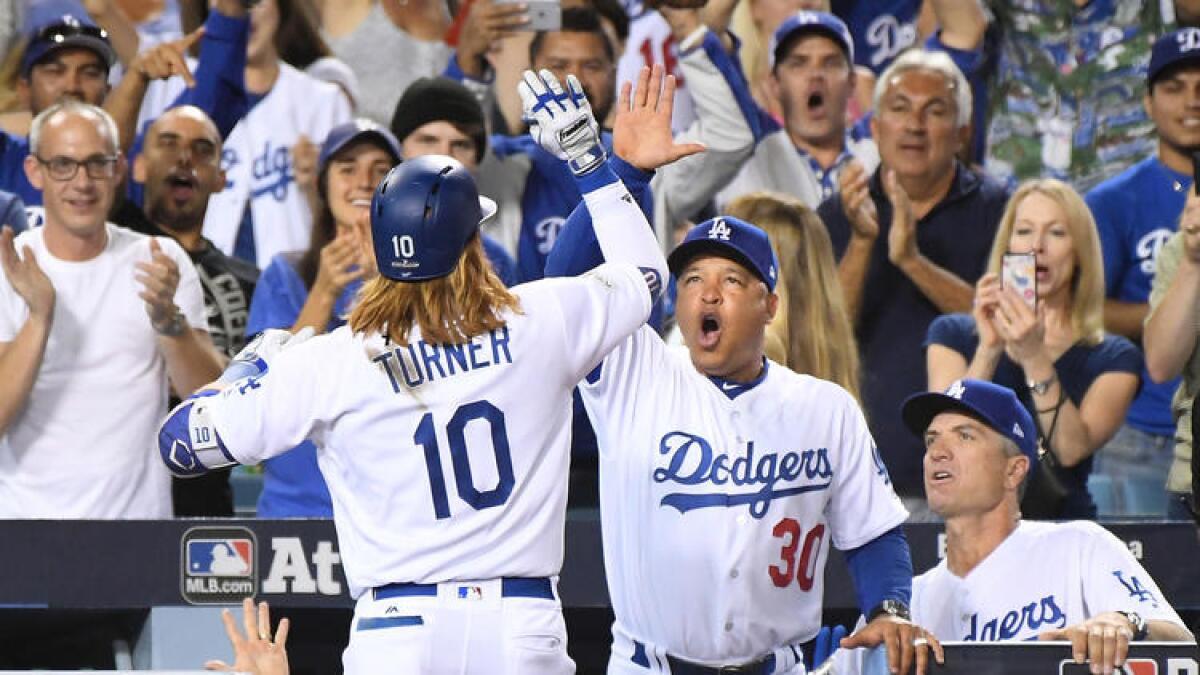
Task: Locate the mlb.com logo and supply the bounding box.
[181,526,258,605]
[1060,660,1158,675]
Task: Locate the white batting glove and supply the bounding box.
[519,68,606,176]
[217,327,315,384]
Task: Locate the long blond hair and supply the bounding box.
[726,192,862,401]
[349,235,521,346]
[985,178,1106,346]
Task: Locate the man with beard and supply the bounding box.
[1086,29,1200,519]
[130,105,257,516]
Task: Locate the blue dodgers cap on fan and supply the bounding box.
[22,13,116,77]
[901,379,1039,468]
[769,10,854,69]
[1149,28,1200,85]
[318,119,403,171]
[668,216,778,291]
[370,155,498,281]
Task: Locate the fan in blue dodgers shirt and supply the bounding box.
[1085,28,1200,518]
[896,381,1191,671]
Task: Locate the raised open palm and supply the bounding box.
[612,64,706,172]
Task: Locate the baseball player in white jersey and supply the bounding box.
[895,379,1194,673]
[560,210,944,672]
[156,65,702,674]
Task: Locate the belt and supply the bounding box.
[373,577,554,601]
[665,653,775,675]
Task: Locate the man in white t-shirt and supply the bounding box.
[899,379,1194,672]
[0,100,221,518]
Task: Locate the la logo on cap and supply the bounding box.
[1012,423,1024,439]
[707,218,731,241]
[795,10,819,24]
[946,380,966,400]
[1179,28,1200,52]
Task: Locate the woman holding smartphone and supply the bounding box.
[925,178,1140,519]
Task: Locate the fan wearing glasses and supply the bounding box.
[0,100,222,519]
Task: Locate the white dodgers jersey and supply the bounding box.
[912,520,1186,641]
[581,328,908,664]
[206,263,651,598]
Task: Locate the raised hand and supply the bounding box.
[839,160,878,241]
[972,273,1003,351]
[456,0,530,78]
[612,64,705,172]
[205,597,290,675]
[1180,187,1200,265]
[291,135,319,196]
[136,238,184,335]
[0,226,54,320]
[312,229,367,299]
[130,27,204,87]
[884,169,918,267]
[519,69,606,175]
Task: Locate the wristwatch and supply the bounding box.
[1027,372,1058,396]
[867,599,911,622]
[1118,611,1148,641]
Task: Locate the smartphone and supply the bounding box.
[495,0,562,31]
[1002,252,1037,309]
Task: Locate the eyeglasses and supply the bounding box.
[35,155,118,181]
[32,20,109,46]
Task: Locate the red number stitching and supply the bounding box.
[769,518,827,591]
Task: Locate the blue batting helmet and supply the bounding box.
[370,155,498,282]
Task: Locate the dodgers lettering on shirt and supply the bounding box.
[652,430,833,519]
[963,595,1068,641]
[832,0,922,72]
[373,327,514,390]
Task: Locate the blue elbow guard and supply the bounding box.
[158,393,238,477]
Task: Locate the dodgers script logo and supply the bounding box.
[964,594,1067,641]
[653,431,833,518]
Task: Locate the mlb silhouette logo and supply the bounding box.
[187,539,253,577]
[457,585,484,600]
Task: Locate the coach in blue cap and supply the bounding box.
[893,378,1193,671]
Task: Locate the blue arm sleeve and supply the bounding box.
[172,9,250,140]
[544,155,655,279]
[843,525,913,617]
[127,9,249,207]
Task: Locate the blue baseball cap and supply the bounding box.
[21,13,116,78]
[319,119,403,172]
[668,216,779,291]
[770,11,854,69]
[1149,28,1200,86]
[901,379,1039,469]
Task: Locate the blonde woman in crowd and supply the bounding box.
[724,191,861,402]
[926,179,1140,519]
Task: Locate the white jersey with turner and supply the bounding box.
[581,327,908,664]
[913,520,1187,641]
[205,262,651,598]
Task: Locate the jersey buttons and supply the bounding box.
[724,621,734,632]
[730,569,739,579]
